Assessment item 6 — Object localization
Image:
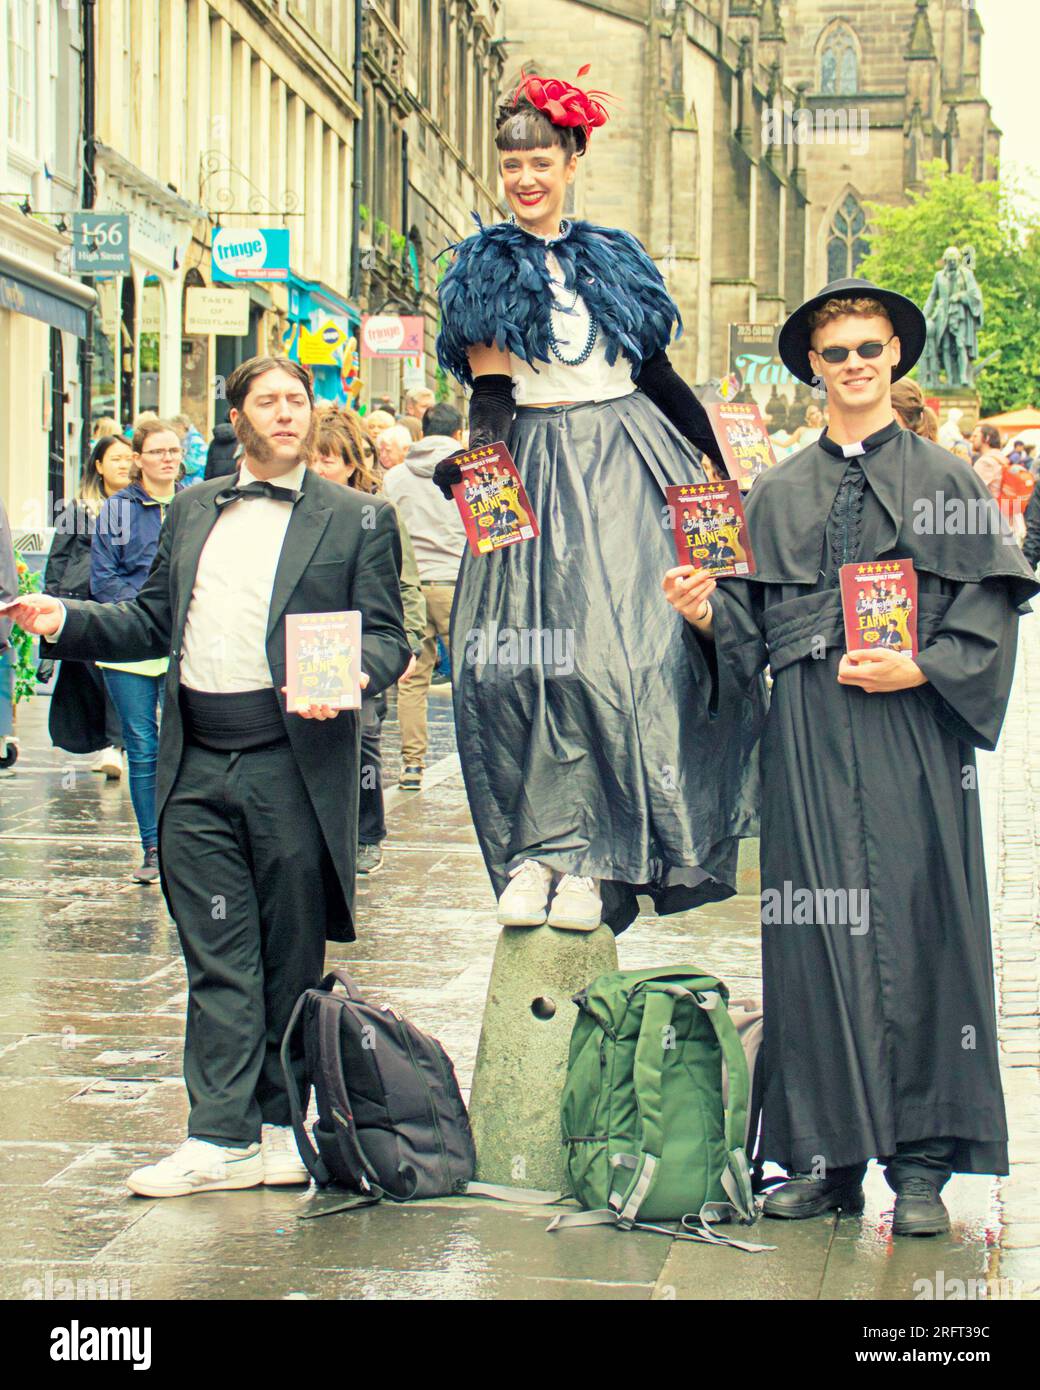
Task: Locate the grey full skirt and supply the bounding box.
[449,390,763,933]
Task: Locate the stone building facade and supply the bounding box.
[498,0,1000,383]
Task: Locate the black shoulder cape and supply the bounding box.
[745,419,1038,607]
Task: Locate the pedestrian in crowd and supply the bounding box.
[1008,438,1028,466]
[10,356,410,1198]
[41,435,131,779]
[0,498,18,776]
[383,402,468,792]
[950,437,973,464]
[435,68,757,934]
[890,377,939,441]
[970,420,1001,462]
[937,405,966,451]
[203,420,242,480]
[91,416,119,441]
[972,449,1003,500]
[402,386,436,427]
[665,276,1038,1236]
[396,413,422,441]
[309,404,426,875]
[90,420,184,883]
[377,424,412,473]
[1023,473,1040,571]
[364,409,396,447]
[171,414,208,486]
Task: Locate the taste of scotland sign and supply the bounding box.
[184,287,251,335]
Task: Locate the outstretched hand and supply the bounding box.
[4,593,64,638]
[433,453,464,501]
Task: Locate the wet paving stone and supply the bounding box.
[2,681,1038,1300]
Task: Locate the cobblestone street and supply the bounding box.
[1,635,1038,1302]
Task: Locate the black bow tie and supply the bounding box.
[214,479,302,510]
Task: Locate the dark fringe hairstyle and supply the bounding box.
[495,96,586,159]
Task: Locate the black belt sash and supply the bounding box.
[180,685,288,751]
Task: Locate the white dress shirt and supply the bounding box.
[179,460,307,693]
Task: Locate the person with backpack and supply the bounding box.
[665,277,1037,1236]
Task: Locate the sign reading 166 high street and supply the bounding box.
[71,213,131,274]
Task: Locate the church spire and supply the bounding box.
[906,0,935,60]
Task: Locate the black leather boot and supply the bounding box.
[762,1168,866,1220]
[892,1177,950,1236]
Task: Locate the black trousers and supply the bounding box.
[830,1137,958,1194]
[159,739,329,1146]
[358,691,386,846]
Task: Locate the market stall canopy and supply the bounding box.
[979,408,1040,432]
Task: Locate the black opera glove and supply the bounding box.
[635,350,725,468]
[434,373,516,501]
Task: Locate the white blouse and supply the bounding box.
[508,251,636,406]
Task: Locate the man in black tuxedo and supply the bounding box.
[12,358,410,1196]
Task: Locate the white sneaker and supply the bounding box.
[261,1124,310,1186]
[126,1137,263,1198]
[91,746,122,779]
[497,859,555,927]
[547,874,603,931]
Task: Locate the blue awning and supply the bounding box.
[286,270,360,327]
[0,247,97,337]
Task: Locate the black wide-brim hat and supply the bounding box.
[778,276,927,387]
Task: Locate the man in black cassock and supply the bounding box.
[11,358,410,1198]
[665,277,1038,1235]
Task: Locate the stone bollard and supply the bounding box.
[468,923,619,1191]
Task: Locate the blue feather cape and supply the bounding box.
[435,215,682,387]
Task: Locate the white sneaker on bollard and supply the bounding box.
[546,874,603,931]
[496,858,555,927]
[261,1124,310,1186]
[126,1138,263,1197]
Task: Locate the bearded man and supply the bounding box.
[11,357,410,1198]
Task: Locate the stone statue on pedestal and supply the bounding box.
[921,246,984,389]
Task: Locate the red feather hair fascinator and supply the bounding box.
[509,65,615,144]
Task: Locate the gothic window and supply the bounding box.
[819,22,859,96]
[827,193,870,280]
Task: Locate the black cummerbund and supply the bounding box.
[180,685,288,752]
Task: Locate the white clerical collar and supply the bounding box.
[238,459,308,491]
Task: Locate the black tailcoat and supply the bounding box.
[49,468,410,940]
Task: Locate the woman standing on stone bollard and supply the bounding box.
[434,68,763,934]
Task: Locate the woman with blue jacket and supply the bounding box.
[92,419,183,882]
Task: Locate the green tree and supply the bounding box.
[857,160,1040,414]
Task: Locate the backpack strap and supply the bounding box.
[279,990,332,1187]
[314,994,383,1197]
[322,968,364,1001]
[688,988,756,1222]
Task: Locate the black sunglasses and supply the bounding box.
[816,334,896,365]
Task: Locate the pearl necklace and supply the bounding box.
[546,252,598,366]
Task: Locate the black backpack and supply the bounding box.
[280,969,476,1203]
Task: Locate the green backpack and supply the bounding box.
[550,967,770,1251]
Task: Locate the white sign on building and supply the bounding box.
[185,287,251,336]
